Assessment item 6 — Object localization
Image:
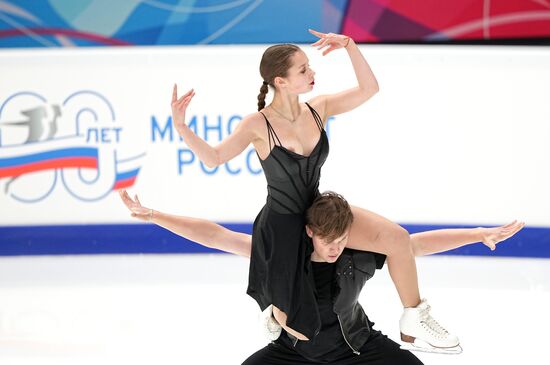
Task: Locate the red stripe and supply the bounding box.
[113,177,137,190]
[0,28,131,46]
[0,157,97,178]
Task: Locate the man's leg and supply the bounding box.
[344,330,424,365]
[241,342,314,365]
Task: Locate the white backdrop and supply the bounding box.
[1,45,549,227]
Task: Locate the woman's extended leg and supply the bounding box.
[347,205,420,307]
[346,205,461,353]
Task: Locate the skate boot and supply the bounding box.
[260,304,282,341]
[399,298,462,354]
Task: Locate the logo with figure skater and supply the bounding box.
[0,90,145,203]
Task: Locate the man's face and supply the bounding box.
[306,226,350,263]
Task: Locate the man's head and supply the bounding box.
[305,191,353,263]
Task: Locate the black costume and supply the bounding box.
[243,249,423,365]
[247,103,328,339]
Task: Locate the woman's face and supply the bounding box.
[279,51,316,94]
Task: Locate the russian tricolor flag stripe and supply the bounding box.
[0,147,97,167]
[113,168,140,190]
[0,147,98,178]
[0,157,98,178]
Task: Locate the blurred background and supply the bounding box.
[0,1,549,364]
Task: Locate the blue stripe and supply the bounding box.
[116,168,140,181]
[0,223,548,258]
[0,148,98,167]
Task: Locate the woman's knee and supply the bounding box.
[385,226,412,255]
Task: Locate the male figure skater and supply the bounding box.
[119,190,523,362]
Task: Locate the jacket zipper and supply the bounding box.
[337,314,360,355]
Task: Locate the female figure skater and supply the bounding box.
[172,29,458,352]
[119,189,524,362]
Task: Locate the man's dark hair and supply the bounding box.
[306,191,353,242]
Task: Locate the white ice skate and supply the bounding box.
[260,304,282,341]
[399,298,462,354]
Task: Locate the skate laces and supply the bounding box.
[419,303,449,338]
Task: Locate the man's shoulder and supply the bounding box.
[340,248,386,270]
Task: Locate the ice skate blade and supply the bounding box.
[400,339,463,355]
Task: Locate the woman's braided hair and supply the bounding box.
[257,44,300,111]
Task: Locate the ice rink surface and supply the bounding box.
[0,253,548,365]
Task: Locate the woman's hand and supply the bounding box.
[309,29,351,56]
[171,84,195,134]
[119,189,153,221]
[480,220,525,250]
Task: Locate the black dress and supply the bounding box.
[246,102,329,339]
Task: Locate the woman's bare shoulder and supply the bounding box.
[305,96,328,121]
[241,110,266,126]
[237,111,268,138]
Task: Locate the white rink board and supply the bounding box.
[1,45,549,226]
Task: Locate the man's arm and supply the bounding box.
[410,221,524,256]
[119,190,251,257]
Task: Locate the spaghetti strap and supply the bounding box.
[305,102,324,132]
[259,111,282,151]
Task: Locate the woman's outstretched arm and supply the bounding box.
[410,221,525,256]
[171,85,261,168]
[119,190,252,257]
[308,29,379,119]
